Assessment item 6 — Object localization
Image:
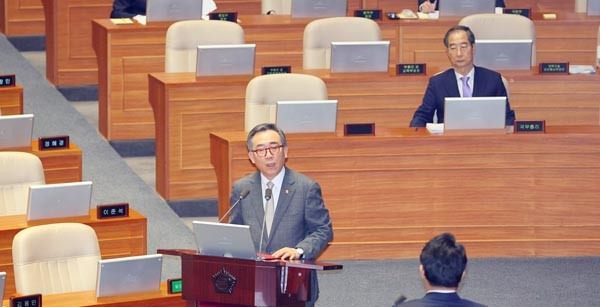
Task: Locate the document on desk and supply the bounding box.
[426,123,444,134]
[110,18,134,25]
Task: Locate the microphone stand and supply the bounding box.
[218,189,249,223]
[258,188,272,260]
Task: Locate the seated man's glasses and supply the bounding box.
[252,145,283,157]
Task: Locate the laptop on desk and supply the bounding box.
[145,0,203,22]
[276,100,338,133]
[196,44,256,76]
[96,254,163,297]
[27,181,93,221]
[588,0,600,15]
[444,97,506,132]
[0,114,33,149]
[330,41,390,73]
[193,221,259,260]
[474,39,533,70]
[291,0,347,18]
[439,0,496,17]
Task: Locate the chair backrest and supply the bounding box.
[303,17,381,69]
[262,0,291,14]
[459,14,536,66]
[576,0,587,13]
[245,73,328,131]
[12,223,101,295]
[165,20,245,72]
[0,152,45,216]
[501,75,510,99]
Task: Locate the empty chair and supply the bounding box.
[459,13,536,65]
[262,0,291,14]
[12,223,101,295]
[165,20,245,72]
[303,17,381,69]
[0,152,45,216]
[245,73,328,131]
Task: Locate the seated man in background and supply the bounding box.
[409,25,515,127]
[110,0,146,18]
[401,233,485,307]
[418,0,505,13]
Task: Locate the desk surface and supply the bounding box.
[0,209,147,295]
[211,126,600,260]
[2,282,184,306]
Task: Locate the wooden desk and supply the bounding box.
[2,284,184,306]
[210,127,600,260]
[0,86,23,115]
[0,0,44,36]
[0,209,147,295]
[1,140,82,184]
[148,70,600,201]
[94,13,600,140]
[42,0,264,87]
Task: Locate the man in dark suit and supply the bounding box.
[229,123,334,305]
[409,25,515,127]
[110,0,146,18]
[400,233,486,307]
[418,0,505,13]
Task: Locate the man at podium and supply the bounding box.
[229,123,334,306]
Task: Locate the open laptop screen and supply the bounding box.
[27,181,93,221]
[96,254,163,297]
[474,39,533,70]
[0,272,5,303]
[330,41,390,73]
[276,100,337,133]
[196,44,256,77]
[291,0,347,18]
[444,96,506,130]
[0,114,33,149]
[193,221,257,260]
[439,0,496,17]
[146,0,203,22]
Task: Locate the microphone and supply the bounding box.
[258,187,273,258]
[266,10,276,15]
[392,295,407,306]
[218,189,250,223]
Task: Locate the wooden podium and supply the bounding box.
[159,249,342,307]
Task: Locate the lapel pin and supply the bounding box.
[285,189,289,194]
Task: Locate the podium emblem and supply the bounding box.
[212,268,237,294]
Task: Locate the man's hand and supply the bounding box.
[272,247,301,260]
[420,1,436,13]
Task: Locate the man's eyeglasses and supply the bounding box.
[251,145,283,157]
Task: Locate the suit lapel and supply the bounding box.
[266,168,296,245]
[248,173,265,225]
[472,66,482,96]
[444,69,460,97]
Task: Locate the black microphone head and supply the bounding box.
[240,189,250,199]
[265,188,272,201]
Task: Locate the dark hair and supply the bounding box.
[443,25,476,47]
[420,233,467,288]
[246,123,288,151]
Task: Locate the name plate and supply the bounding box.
[168,278,183,294]
[261,66,292,75]
[503,8,531,18]
[0,74,16,87]
[209,12,238,22]
[515,120,545,133]
[97,203,130,219]
[396,64,426,75]
[344,123,375,136]
[354,9,382,20]
[539,62,569,74]
[38,135,69,150]
[10,294,42,307]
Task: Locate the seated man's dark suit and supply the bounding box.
[418,0,505,10]
[110,0,146,18]
[401,292,486,307]
[409,66,515,127]
[230,167,334,303]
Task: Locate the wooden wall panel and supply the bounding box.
[0,0,44,35]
